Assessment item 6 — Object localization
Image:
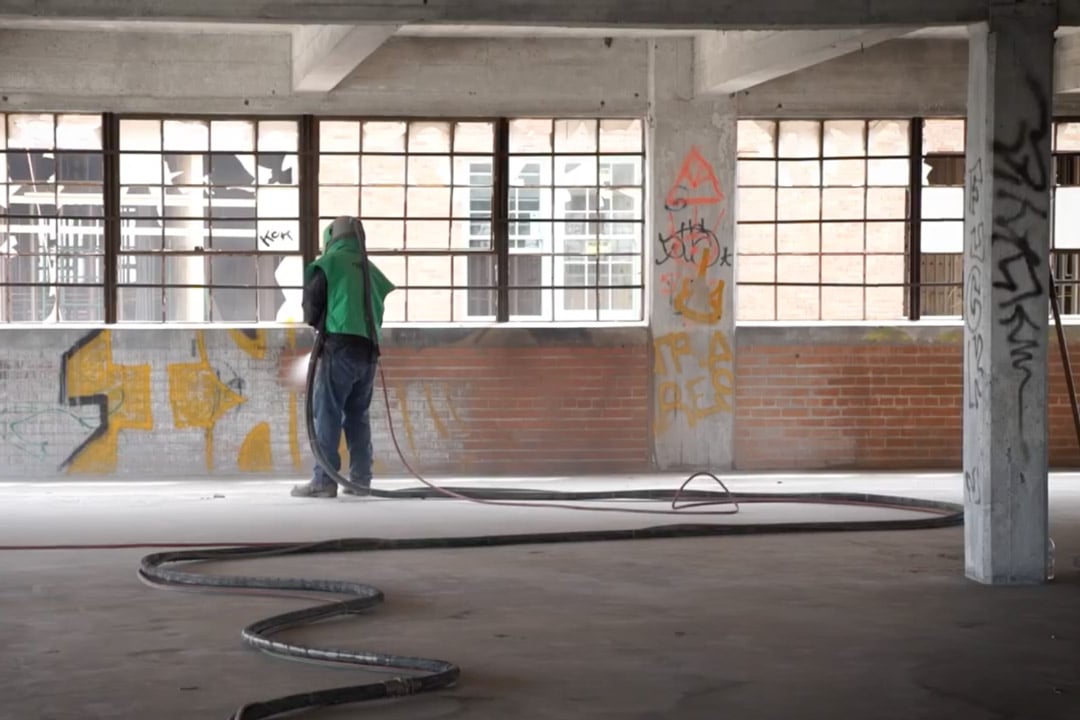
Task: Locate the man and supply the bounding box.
[291,216,396,499]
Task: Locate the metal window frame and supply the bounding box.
[1,112,646,325]
[736,117,913,321]
[107,113,306,323]
[312,115,646,324]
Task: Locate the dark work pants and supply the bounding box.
[310,339,377,490]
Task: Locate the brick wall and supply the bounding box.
[0,326,649,480]
[734,324,1080,471]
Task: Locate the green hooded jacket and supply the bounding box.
[306,223,395,341]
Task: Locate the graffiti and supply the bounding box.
[259,228,295,249]
[657,219,722,268]
[0,405,100,461]
[238,422,273,472]
[390,379,464,454]
[286,328,303,470]
[8,327,476,478]
[58,330,153,474]
[167,330,248,471]
[657,147,730,327]
[672,247,725,325]
[229,328,267,360]
[664,147,726,216]
[657,147,726,270]
[990,72,1050,458]
[965,466,983,506]
[966,158,987,411]
[654,329,734,432]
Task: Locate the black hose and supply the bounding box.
[136,335,965,719]
[138,493,961,719]
[135,218,966,719]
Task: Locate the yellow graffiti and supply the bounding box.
[654,329,734,433]
[423,384,450,440]
[286,328,302,470]
[62,331,153,474]
[238,422,273,472]
[338,433,351,467]
[229,329,267,359]
[168,331,247,470]
[653,332,693,375]
[672,248,725,325]
[395,380,418,454]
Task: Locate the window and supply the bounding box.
[0,113,645,326]
[736,119,909,321]
[318,119,494,322]
[498,118,645,322]
[919,119,966,317]
[1,113,105,322]
[117,118,302,322]
[738,116,1080,321]
[466,160,542,318]
[1052,122,1080,314]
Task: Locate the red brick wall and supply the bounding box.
[1049,336,1080,468]
[290,325,1080,477]
[378,328,651,475]
[735,326,1080,471]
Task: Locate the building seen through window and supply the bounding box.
[736,119,909,321]
[737,117,1080,321]
[316,117,644,322]
[117,118,302,323]
[0,113,104,322]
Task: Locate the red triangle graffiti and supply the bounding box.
[665,147,725,211]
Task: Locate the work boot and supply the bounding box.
[342,479,372,497]
[290,482,337,498]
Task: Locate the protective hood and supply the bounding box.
[321,216,366,254]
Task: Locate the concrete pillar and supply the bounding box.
[648,39,736,470]
[963,3,1057,585]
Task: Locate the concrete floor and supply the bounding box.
[2,473,1079,720]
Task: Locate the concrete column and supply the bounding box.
[648,39,736,470]
[963,3,1057,585]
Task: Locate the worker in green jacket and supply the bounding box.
[291,216,396,499]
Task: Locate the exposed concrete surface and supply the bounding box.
[649,39,737,471]
[1,473,1078,720]
[0,473,961,547]
[0,33,647,116]
[963,6,1055,585]
[0,0,998,29]
[695,29,913,95]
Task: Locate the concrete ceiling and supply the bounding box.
[2,18,1079,98]
[0,18,696,36]
[0,18,1073,40]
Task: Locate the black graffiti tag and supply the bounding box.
[967,154,988,410]
[990,72,1050,453]
[656,219,722,268]
[965,265,986,409]
[260,229,295,248]
[965,466,983,505]
[968,158,983,216]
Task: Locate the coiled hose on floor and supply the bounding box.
[138,217,964,718]
[137,327,964,720]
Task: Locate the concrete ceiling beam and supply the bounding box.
[292,24,398,93]
[1056,33,1080,93]
[0,0,1031,30]
[694,28,915,95]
